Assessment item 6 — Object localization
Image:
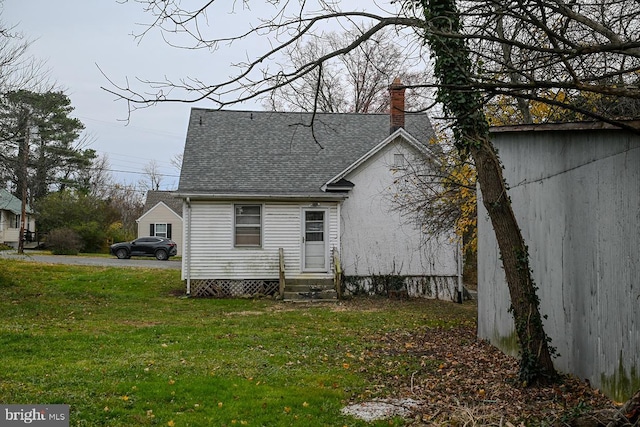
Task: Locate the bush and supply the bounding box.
[46,228,83,255]
[73,221,107,253]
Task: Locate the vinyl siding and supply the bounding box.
[137,203,183,256]
[183,201,338,280]
[0,210,36,246]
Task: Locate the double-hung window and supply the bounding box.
[235,205,261,247]
[150,223,172,239]
[12,214,20,229]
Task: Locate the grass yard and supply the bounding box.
[0,259,476,426]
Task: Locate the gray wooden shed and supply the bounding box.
[478,121,640,401]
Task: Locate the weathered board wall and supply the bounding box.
[477,124,640,401]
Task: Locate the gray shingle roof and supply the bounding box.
[143,191,182,216]
[178,108,434,195]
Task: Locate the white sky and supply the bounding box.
[3,1,391,193]
[3,0,268,192]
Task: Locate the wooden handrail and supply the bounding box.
[332,248,342,300]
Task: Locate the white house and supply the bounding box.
[175,85,460,300]
[478,121,640,401]
[0,189,36,248]
[137,191,183,256]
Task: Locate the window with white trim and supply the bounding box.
[235,205,262,247]
[393,153,406,169]
[12,214,20,229]
[150,223,172,239]
[155,223,167,238]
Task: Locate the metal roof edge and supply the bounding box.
[490,120,640,133]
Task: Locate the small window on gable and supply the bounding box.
[393,153,406,169]
[235,205,262,247]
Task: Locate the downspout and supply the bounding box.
[336,202,341,260]
[185,197,192,296]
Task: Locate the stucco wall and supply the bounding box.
[478,126,640,400]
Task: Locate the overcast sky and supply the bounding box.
[3,1,267,192]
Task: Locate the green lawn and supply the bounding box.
[0,259,476,426]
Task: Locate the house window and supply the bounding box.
[150,223,172,239]
[393,153,406,169]
[235,205,261,247]
[12,214,20,229]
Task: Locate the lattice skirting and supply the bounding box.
[191,279,279,298]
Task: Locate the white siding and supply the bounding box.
[0,210,36,246]
[183,201,338,280]
[137,203,183,256]
[340,137,458,278]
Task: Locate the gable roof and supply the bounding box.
[322,127,438,190]
[0,189,32,215]
[177,108,435,198]
[143,191,182,216]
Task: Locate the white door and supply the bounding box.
[303,209,327,271]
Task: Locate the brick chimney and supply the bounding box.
[389,77,405,134]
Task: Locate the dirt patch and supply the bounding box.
[342,398,422,422]
[224,311,265,316]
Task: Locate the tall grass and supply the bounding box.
[0,259,475,426]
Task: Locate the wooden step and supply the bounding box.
[283,290,337,301]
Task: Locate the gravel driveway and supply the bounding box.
[0,250,181,270]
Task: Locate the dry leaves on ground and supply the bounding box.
[352,325,617,426]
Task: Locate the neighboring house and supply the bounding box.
[137,191,183,256]
[175,84,460,300]
[477,121,640,401]
[0,188,36,248]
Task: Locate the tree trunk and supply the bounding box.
[423,0,557,384]
[17,111,30,255]
[469,135,556,383]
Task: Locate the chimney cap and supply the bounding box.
[389,77,404,88]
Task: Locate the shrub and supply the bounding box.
[73,221,107,253]
[46,228,83,255]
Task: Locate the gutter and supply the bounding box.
[173,192,348,202]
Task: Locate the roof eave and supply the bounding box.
[322,128,434,189]
[136,201,184,223]
[173,192,348,202]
